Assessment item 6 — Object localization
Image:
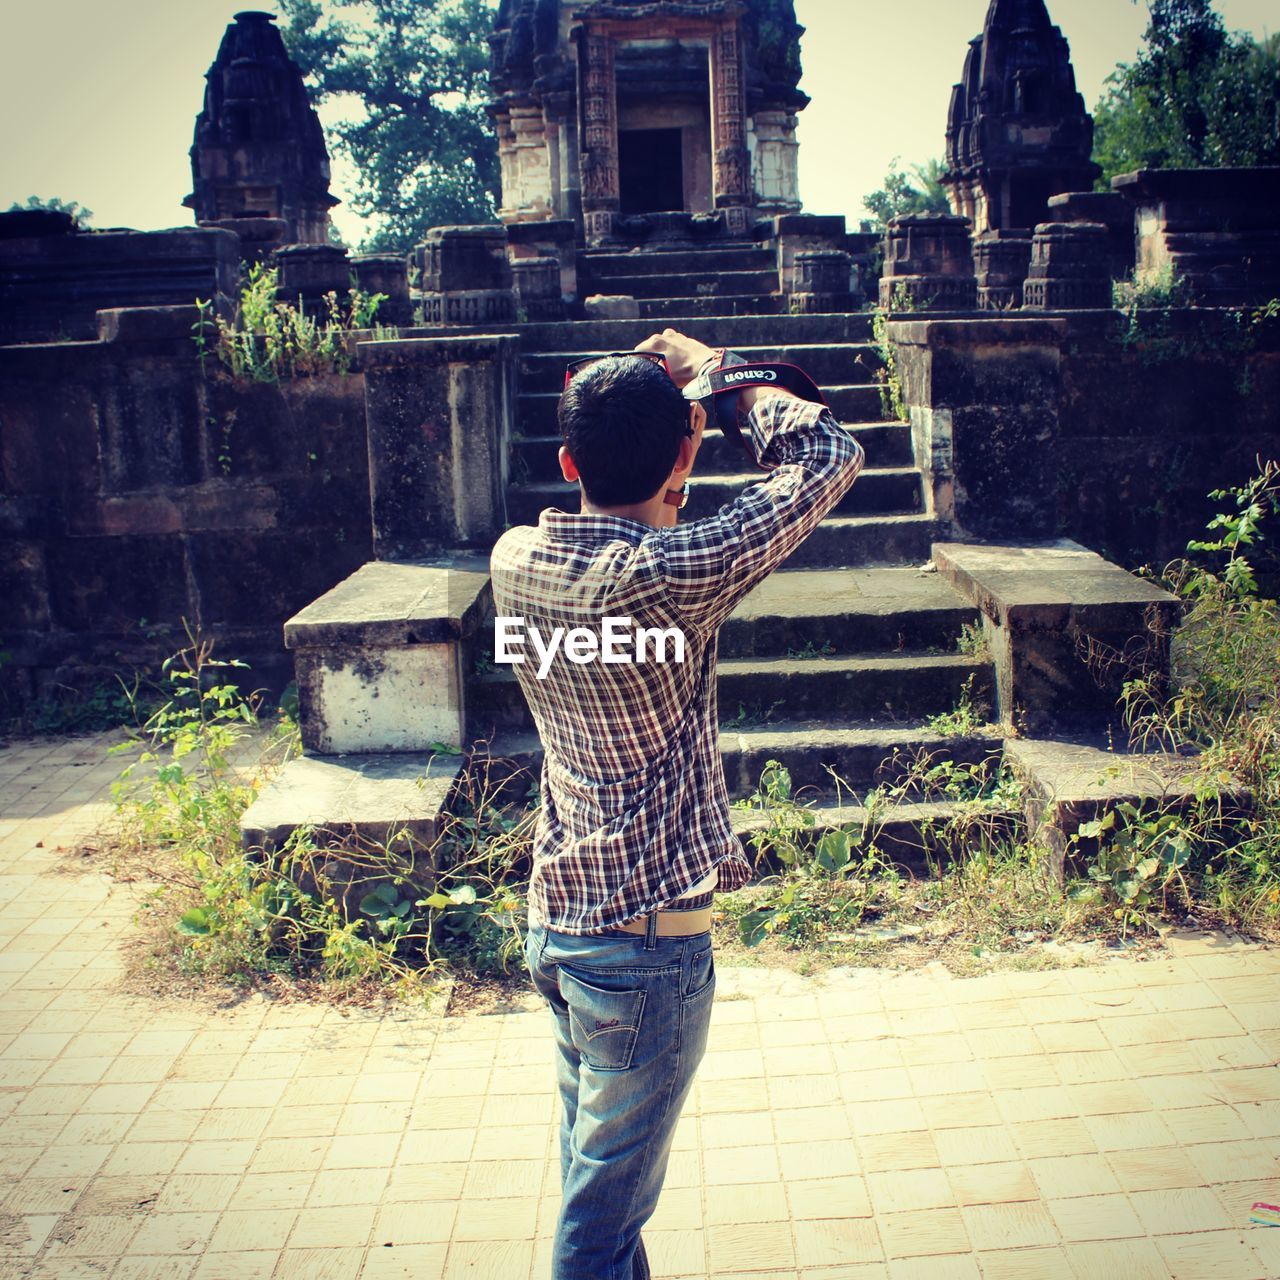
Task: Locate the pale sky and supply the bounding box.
[0,0,1275,243]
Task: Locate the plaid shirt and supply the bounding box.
[490,395,864,934]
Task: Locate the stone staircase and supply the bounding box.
[245,253,1194,882]
[466,305,1008,866]
[579,242,786,318]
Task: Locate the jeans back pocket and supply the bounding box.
[559,967,646,1072]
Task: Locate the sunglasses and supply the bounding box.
[562,350,671,390]
[562,351,695,438]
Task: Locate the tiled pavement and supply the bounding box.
[1,734,1279,1279]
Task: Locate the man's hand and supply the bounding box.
[635,329,717,389]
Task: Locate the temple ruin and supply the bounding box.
[490,0,807,243]
[943,0,1100,234]
[184,9,339,257]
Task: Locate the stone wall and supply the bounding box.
[0,308,372,710]
[892,310,1280,570]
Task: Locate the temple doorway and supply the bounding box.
[619,129,684,214]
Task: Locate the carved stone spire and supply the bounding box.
[943,0,1100,233]
[184,11,338,246]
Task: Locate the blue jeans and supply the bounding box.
[525,921,716,1280]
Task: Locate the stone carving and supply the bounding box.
[1022,222,1111,310]
[414,226,517,327]
[184,11,338,249]
[1046,191,1136,282]
[973,230,1033,310]
[880,214,978,311]
[943,0,1100,234]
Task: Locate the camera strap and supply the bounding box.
[682,349,828,458]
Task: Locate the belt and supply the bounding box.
[612,905,713,937]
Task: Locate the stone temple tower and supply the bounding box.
[943,0,1099,233]
[184,11,338,250]
[489,0,808,245]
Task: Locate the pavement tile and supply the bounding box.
[975,1247,1074,1280]
[706,1222,798,1271]
[857,1130,940,1174]
[794,1217,885,1268]
[1106,1146,1204,1193]
[878,1206,968,1258]
[946,1161,1037,1207]
[931,1126,1018,1168]
[868,1168,955,1214]
[1063,1236,1170,1279]
[960,1200,1057,1251]
[1129,1186,1234,1235]
[787,1174,872,1220]
[1048,1192,1145,1242]
[705,1180,790,1226]
[1156,1228,1269,1279]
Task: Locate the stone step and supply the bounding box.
[239,752,463,853]
[514,312,876,352]
[504,466,923,526]
[521,343,882,394]
[732,798,1023,876]
[720,566,979,658]
[481,723,1005,801]
[511,420,914,481]
[582,246,776,276]
[513,383,888,437]
[582,268,780,300]
[467,651,992,734]
[774,514,947,569]
[633,294,787,319]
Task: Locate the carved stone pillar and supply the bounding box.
[710,22,751,237]
[579,29,619,246]
[752,110,801,216]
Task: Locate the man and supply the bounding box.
[490,329,863,1279]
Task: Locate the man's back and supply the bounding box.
[491,391,864,935]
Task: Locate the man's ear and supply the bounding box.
[558,445,580,484]
[671,404,705,477]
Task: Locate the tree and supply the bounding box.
[1093,0,1280,184]
[278,0,500,253]
[862,158,951,229]
[7,195,93,227]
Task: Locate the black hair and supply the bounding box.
[557,356,690,507]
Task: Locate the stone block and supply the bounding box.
[416,225,511,293]
[45,535,191,633]
[1112,167,1280,306]
[512,256,564,321]
[584,295,640,320]
[1046,191,1135,279]
[1023,222,1111,310]
[0,226,240,345]
[285,558,489,755]
[361,335,516,559]
[880,213,977,311]
[933,540,1179,736]
[239,753,465,912]
[351,253,411,325]
[1005,738,1247,882]
[973,231,1032,311]
[275,242,351,309]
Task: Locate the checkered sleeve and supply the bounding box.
[653,394,864,631]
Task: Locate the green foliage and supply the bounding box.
[726,753,1026,953]
[871,307,907,421]
[1093,1,1280,183]
[926,676,990,738]
[7,194,93,227]
[1112,264,1195,312]
[862,157,950,230]
[110,637,533,996]
[1081,464,1280,933]
[193,263,385,382]
[278,0,499,252]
